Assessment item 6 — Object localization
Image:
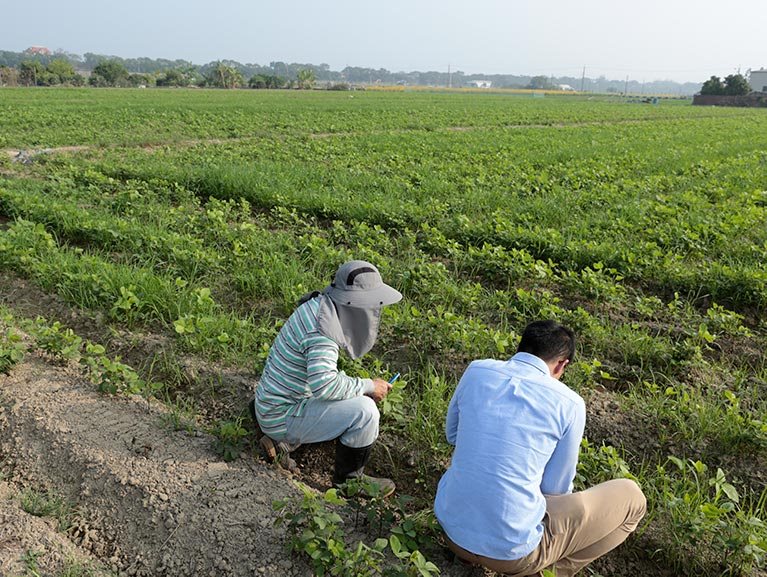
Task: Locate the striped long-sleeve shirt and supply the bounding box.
[255,297,373,438]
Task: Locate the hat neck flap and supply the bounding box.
[316,294,380,360]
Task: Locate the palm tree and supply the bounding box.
[210,62,243,89]
[296,68,315,90]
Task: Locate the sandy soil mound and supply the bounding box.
[0,480,111,576]
[0,354,310,577]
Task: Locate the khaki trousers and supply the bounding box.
[445,479,647,577]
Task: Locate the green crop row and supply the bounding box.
[60,110,767,311]
[2,174,758,380]
[2,174,765,476]
[0,88,757,148]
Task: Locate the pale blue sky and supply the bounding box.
[4,0,764,83]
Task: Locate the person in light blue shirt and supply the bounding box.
[434,320,646,577]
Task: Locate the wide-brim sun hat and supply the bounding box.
[324,260,402,308]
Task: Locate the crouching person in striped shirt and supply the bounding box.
[249,260,402,497]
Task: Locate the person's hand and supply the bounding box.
[367,378,392,403]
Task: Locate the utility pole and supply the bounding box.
[448,63,452,88]
[580,66,586,92]
[624,75,629,96]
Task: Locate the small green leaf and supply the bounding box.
[389,534,402,556]
[373,538,388,552]
[722,483,739,503]
[668,456,685,470]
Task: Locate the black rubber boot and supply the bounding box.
[332,440,395,497]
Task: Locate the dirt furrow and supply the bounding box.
[0,480,111,576]
[0,355,309,577]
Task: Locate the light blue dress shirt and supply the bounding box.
[434,352,586,560]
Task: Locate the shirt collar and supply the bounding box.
[509,352,550,376]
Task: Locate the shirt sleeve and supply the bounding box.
[304,333,372,400]
[445,374,468,445]
[540,398,586,495]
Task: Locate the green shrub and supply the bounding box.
[0,328,25,373]
[210,418,249,462]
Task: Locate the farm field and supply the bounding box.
[1,87,767,576]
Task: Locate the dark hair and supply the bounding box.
[517,320,576,363]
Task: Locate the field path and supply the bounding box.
[0,353,310,577]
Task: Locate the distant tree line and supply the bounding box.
[0,59,84,87]
[0,49,326,89]
[699,74,751,96]
[0,48,705,94]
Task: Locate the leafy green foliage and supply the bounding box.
[700,74,751,97]
[0,326,25,374]
[210,418,249,462]
[32,318,83,363]
[80,342,159,397]
[90,60,129,87]
[652,457,767,575]
[575,439,636,490]
[160,398,199,433]
[701,76,726,96]
[724,74,751,96]
[2,309,161,401]
[274,483,439,576]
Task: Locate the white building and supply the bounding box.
[750,69,767,92]
[468,80,492,88]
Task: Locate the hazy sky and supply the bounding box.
[4,0,764,83]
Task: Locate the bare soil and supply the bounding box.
[0,354,310,577]
[0,480,111,576]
